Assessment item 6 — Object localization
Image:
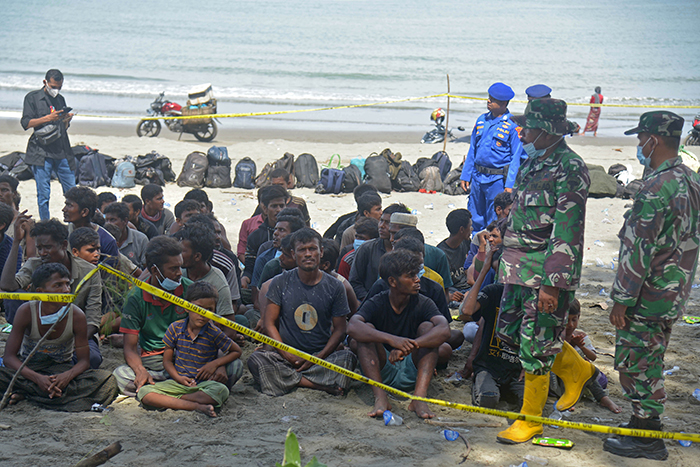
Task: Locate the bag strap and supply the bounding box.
[325,153,342,169]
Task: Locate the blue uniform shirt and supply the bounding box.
[460,111,524,189]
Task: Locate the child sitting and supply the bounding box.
[550,299,621,414]
[137,282,242,417]
[0,263,117,411]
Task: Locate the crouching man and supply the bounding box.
[348,249,450,419]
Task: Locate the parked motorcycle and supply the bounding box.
[137,85,218,142]
[421,108,464,144]
[683,113,700,146]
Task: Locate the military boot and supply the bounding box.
[603,416,669,461]
[497,373,549,444]
[550,341,598,411]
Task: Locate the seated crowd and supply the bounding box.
[0,176,611,422]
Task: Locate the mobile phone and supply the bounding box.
[61,107,73,113]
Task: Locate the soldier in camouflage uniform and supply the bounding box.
[494,99,598,444]
[603,111,700,461]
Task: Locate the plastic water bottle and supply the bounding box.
[547,409,563,429]
[383,410,403,426]
[679,432,692,447]
[444,373,463,384]
[443,429,460,441]
[595,258,606,268]
[663,365,680,376]
[508,462,528,467]
[692,388,700,401]
[594,240,605,247]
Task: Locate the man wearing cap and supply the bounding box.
[494,98,595,445]
[525,84,552,101]
[460,83,524,234]
[603,112,700,460]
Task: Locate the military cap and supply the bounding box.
[390,212,418,227]
[511,98,579,136]
[624,111,684,137]
[488,82,515,101]
[525,84,552,99]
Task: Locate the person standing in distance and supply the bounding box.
[460,83,524,233]
[20,69,76,221]
[603,112,700,461]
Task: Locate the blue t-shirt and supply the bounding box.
[0,235,22,274]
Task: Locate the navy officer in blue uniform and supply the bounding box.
[525,84,552,101]
[460,82,524,233]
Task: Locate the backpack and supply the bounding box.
[294,153,320,188]
[177,151,209,188]
[379,148,402,180]
[342,164,362,193]
[274,152,295,188]
[111,158,136,188]
[207,146,230,166]
[254,162,274,188]
[350,156,366,179]
[0,151,33,181]
[363,155,392,193]
[442,166,466,196]
[78,151,111,188]
[587,164,619,198]
[205,165,232,188]
[419,166,443,192]
[134,151,176,185]
[234,157,256,189]
[431,151,452,181]
[392,160,421,192]
[413,157,438,176]
[315,168,345,194]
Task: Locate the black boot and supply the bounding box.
[604,417,668,461]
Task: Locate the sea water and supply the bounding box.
[0,0,698,136]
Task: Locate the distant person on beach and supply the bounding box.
[103,202,148,268]
[349,249,450,419]
[582,87,603,136]
[251,169,311,225]
[437,209,472,303]
[247,228,357,396]
[63,186,119,265]
[137,282,242,417]
[0,263,117,411]
[168,199,202,236]
[604,111,700,461]
[339,192,382,250]
[139,184,175,236]
[525,84,552,101]
[122,194,159,240]
[324,184,379,241]
[337,216,379,280]
[495,99,593,445]
[460,82,524,233]
[20,69,76,221]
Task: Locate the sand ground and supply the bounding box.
[0,125,699,466]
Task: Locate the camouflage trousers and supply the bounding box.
[496,284,573,375]
[615,317,673,419]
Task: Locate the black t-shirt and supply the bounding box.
[471,283,521,380]
[357,291,440,351]
[365,276,451,323]
[437,238,471,291]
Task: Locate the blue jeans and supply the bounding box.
[32,158,76,221]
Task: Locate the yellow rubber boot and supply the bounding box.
[496,373,549,444]
[551,341,598,411]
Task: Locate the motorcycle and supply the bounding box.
[421,108,464,144]
[683,113,700,146]
[136,90,218,142]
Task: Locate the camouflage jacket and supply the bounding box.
[611,156,700,321]
[500,141,590,290]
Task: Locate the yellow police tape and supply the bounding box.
[79,92,700,121]
[1,263,697,442]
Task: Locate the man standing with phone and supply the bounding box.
[21,69,76,221]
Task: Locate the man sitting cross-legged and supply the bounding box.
[247,228,357,396]
[137,281,242,417]
[348,249,450,419]
[0,263,117,411]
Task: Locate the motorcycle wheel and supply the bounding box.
[684,133,699,146]
[194,121,217,142]
[137,119,161,138]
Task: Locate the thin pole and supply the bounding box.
[443,74,451,152]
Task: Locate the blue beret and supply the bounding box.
[488,82,514,101]
[525,84,552,98]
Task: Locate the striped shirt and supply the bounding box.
[162,318,234,379]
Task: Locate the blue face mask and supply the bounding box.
[39,303,70,325]
[636,137,653,167]
[353,239,367,251]
[522,132,562,159]
[274,250,282,259]
[155,265,182,292]
[418,265,425,279]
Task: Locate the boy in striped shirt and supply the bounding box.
[137,282,242,417]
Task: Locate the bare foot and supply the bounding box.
[196,404,217,418]
[600,396,621,414]
[9,393,24,405]
[368,396,391,418]
[408,400,435,419]
[320,385,344,396]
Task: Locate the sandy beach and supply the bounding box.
[0,122,699,467]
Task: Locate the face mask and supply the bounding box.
[274,250,282,259]
[39,303,70,325]
[45,85,59,98]
[353,239,367,251]
[418,265,425,279]
[155,265,181,292]
[522,132,562,159]
[636,137,653,167]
